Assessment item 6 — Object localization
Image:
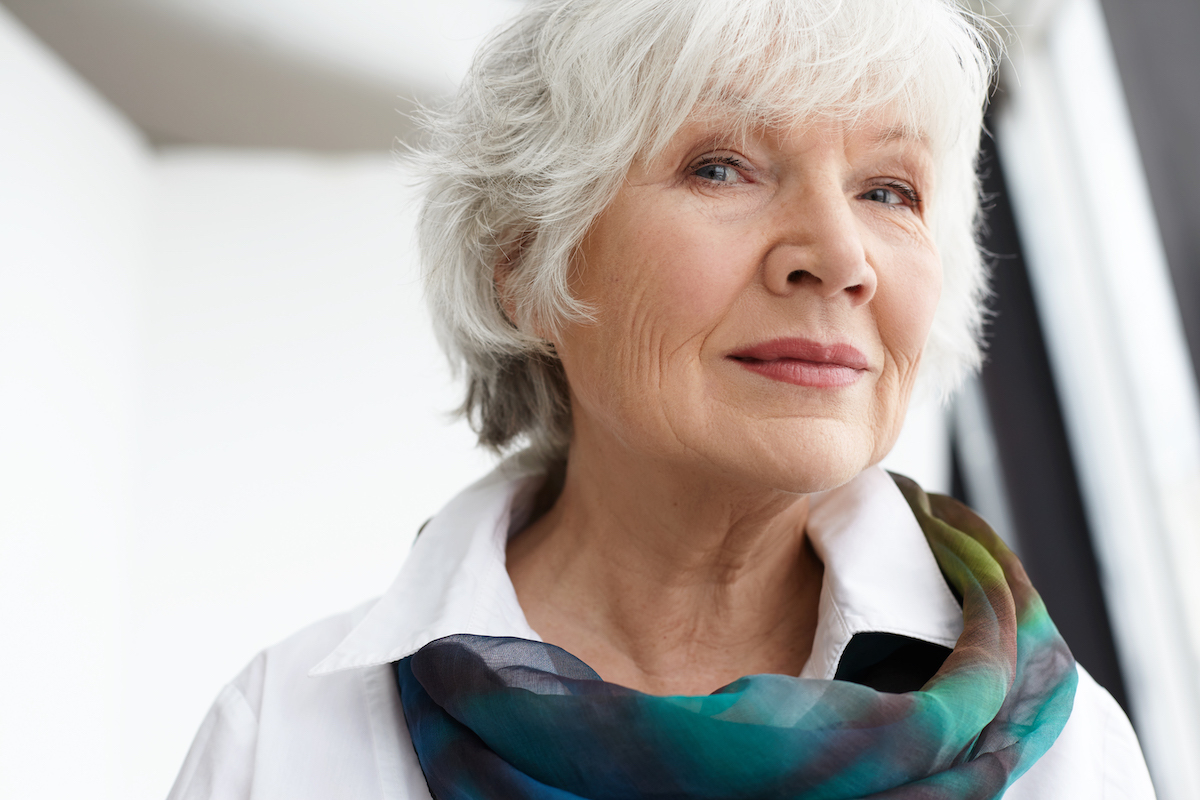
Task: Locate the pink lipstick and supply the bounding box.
[729,338,868,388]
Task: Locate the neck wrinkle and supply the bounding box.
[506,436,823,695]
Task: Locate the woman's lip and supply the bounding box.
[729,338,869,369]
[728,338,869,388]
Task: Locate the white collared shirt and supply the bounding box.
[168,464,1156,799]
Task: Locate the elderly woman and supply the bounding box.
[170,0,1155,797]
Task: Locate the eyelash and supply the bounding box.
[871,180,922,209]
[689,155,751,183]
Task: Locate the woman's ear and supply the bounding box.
[494,257,520,329]
[493,229,542,336]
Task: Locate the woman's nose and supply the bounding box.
[761,192,877,306]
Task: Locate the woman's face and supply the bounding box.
[552,111,942,494]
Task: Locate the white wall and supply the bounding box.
[0,6,146,799]
[131,151,496,798]
[0,11,496,797]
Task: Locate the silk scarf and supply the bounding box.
[396,475,1077,799]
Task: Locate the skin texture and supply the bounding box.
[505,111,942,696]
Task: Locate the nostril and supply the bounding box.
[787,269,806,284]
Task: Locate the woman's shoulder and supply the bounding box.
[1006,663,1156,799]
[229,600,370,703]
[169,598,432,800]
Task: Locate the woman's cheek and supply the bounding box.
[892,253,941,359]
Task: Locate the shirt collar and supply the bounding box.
[800,465,963,679]
[309,455,544,676]
[310,462,963,679]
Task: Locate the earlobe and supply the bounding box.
[494,230,557,346]
[494,258,521,329]
[494,228,532,329]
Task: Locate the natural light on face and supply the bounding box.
[555,107,942,495]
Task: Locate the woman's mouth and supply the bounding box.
[728,338,868,388]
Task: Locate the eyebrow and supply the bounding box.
[869,125,929,147]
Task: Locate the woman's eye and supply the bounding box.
[862,183,920,208]
[691,160,744,185]
[864,187,902,204]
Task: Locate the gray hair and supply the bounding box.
[416,0,1001,466]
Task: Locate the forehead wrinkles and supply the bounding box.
[634,62,847,165]
[635,103,935,174]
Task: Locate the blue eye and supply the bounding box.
[863,182,920,207]
[695,164,734,182]
[864,187,903,204]
[691,158,745,185]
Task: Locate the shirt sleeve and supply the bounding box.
[1006,664,1157,799]
[1092,672,1158,799]
[167,654,267,800]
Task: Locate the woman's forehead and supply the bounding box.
[647,105,934,160]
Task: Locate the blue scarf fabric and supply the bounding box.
[396,476,1077,799]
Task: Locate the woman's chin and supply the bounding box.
[684,423,878,497]
[755,453,872,496]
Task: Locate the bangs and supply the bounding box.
[535,0,997,164]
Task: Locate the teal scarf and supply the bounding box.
[396,476,1077,799]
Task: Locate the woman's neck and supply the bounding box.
[505,438,824,696]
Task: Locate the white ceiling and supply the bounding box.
[3,0,525,150]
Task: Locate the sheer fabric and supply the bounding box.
[397,476,1078,799]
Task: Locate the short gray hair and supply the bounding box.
[416,0,1001,466]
